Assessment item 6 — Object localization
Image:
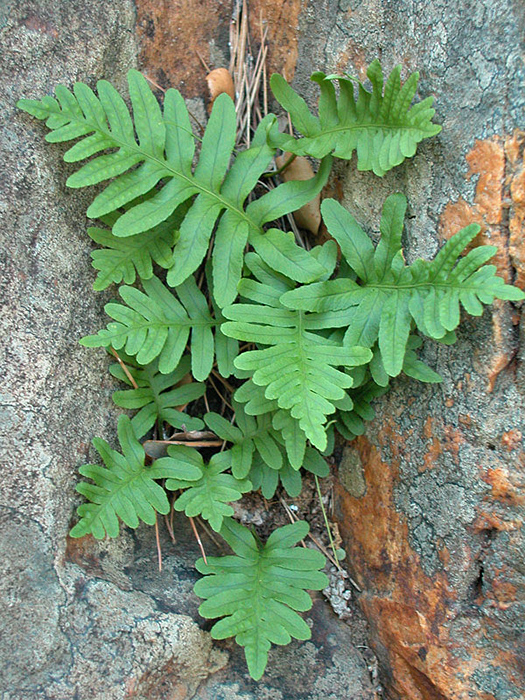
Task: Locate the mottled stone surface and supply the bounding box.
[0,2,228,698]
[284,1,525,698]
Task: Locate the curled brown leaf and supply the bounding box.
[275,152,322,234]
[206,68,235,109]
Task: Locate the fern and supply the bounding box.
[164,447,252,532]
[19,58,525,683]
[222,277,372,450]
[248,445,330,499]
[17,72,332,306]
[70,415,202,539]
[194,518,328,680]
[87,202,188,291]
[204,401,283,478]
[80,274,218,380]
[110,354,205,438]
[231,378,318,470]
[281,194,524,376]
[270,59,441,176]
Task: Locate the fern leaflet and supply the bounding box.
[270,59,441,176]
[164,447,252,532]
[248,445,329,499]
[195,519,328,680]
[222,277,372,450]
[204,401,283,478]
[110,354,205,438]
[87,203,188,290]
[80,274,217,380]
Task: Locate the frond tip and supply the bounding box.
[164,446,252,532]
[281,194,525,377]
[270,59,442,175]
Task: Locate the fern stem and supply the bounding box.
[110,348,138,389]
[154,514,163,572]
[165,501,176,544]
[189,516,207,564]
[265,152,296,178]
[314,474,342,572]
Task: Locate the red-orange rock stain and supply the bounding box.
[440,134,525,393]
[336,412,524,699]
[135,0,231,96]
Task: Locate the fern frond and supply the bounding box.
[80,275,218,380]
[87,202,189,290]
[18,73,331,305]
[270,59,441,175]
[222,278,372,450]
[281,195,525,376]
[232,380,302,466]
[164,447,252,532]
[195,519,328,680]
[204,401,283,478]
[248,445,329,499]
[70,415,202,539]
[110,354,205,438]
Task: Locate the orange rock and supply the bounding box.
[135,0,230,96]
[335,429,524,700]
[248,0,302,81]
[440,135,525,393]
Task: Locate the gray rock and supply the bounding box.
[288,1,525,697]
[0,2,227,698]
[6,0,522,698]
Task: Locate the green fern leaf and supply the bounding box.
[18,73,331,306]
[164,447,252,532]
[204,401,283,478]
[270,59,442,176]
[80,275,217,379]
[87,201,189,291]
[70,415,202,539]
[335,379,388,440]
[222,278,372,450]
[206,262,239,378]
[248,444,329,499]
[88,224,173,291]
[110,354,205,438]
[281,195,525,377]
[195,518,328,680]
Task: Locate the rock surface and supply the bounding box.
[1,1,377,698]
[0,2,229,698]
[289,2,524,699]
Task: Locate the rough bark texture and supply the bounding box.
[2,0,524,698]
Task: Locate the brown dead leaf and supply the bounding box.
[206,68,235,110]
[175,372,193,411]
[275,152,321,234]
